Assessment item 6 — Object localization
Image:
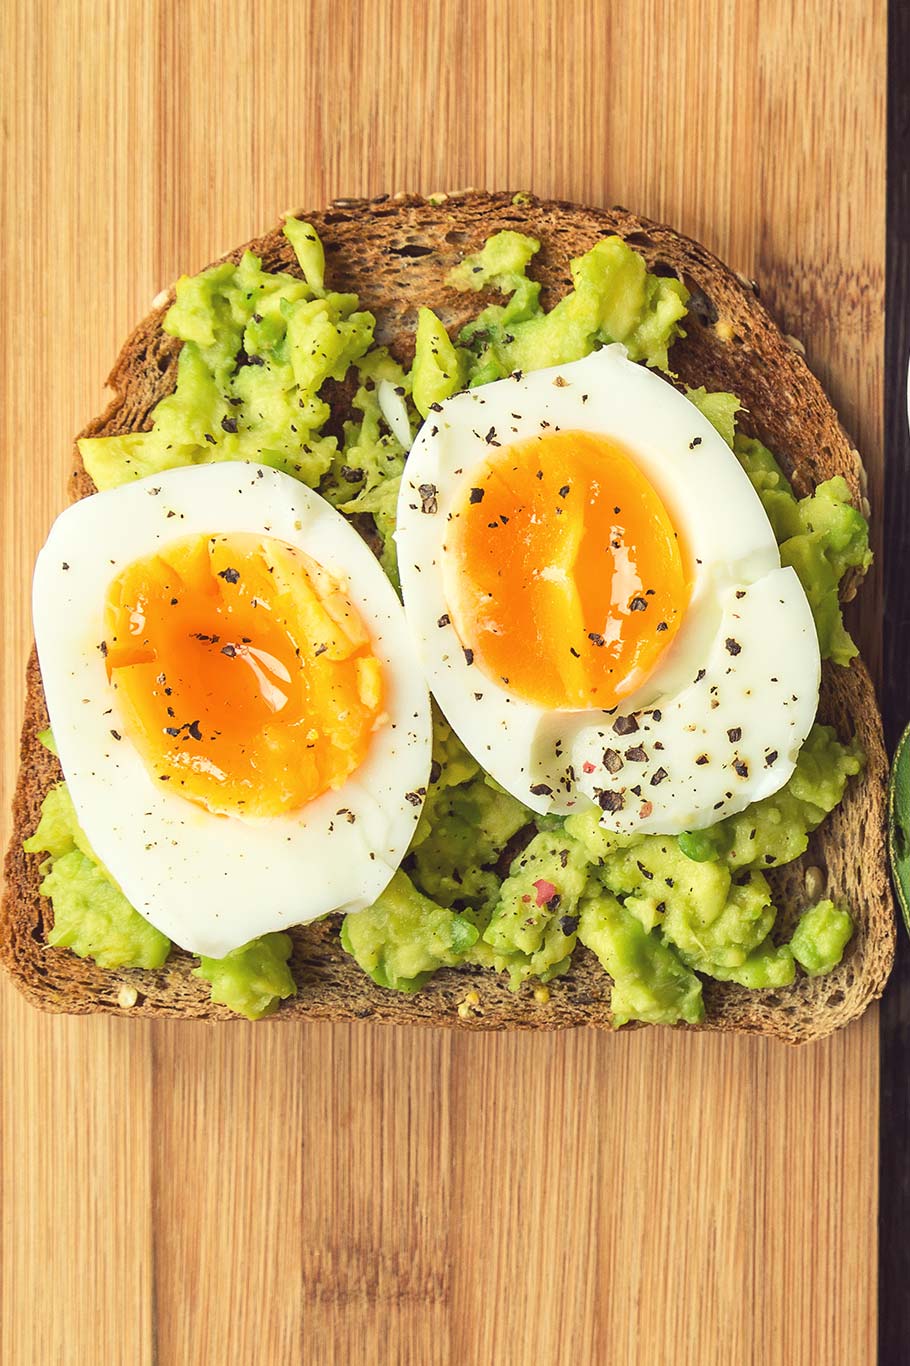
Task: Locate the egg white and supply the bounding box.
[395,346,821,835]
[33,463,432,957]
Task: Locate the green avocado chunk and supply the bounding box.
[430,230,689,388]
[737,436,870,665]
[477,830,590,988]
[411,307,468,417]
[408,715,531,916]
[577,892,704,1027]
[684,386,741,448]
[677,723,863,871]
[686,388,872,665]
[340,869,480,993]
[789,900,854,976]
[703,938,796,989]
[79,222,374,494]
[24,783,170,970]
[40,850,170,971]
[194,933,297,1019]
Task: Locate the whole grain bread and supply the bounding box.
[0,192,895,1041]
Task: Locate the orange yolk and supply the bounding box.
[103,533,385,818]
[446,430,690,710]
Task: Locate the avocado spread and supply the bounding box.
[27,221,867,1022]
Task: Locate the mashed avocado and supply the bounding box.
[24,782,170,970]
[340,715,860,1014]
[687,387,871,664]
[410,231,688,415]
[339,869,479,992]
[26,757,295,1013]
[32,223,867,1023]
[577,892,704,1026]
[789,900,854,976]
[194,933,296,1019]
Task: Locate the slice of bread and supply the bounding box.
[1,192,894,1041]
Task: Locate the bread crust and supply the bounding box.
[1,191,894,1040]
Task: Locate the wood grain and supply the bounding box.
[0,2,885,1363]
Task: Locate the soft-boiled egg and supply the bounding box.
[33,463,432,956]
[395,346,820,835]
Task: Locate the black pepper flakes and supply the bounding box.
[765,750,779,767]
[218,566,241,584]
[603,748,623,773]
[221,644,237,657]
[625,746,648,763]
[418,483,438,514]
[340,465,365,483]
[689,436,703,449]
[437,613,450,628]
[559,914,578,935]
[558,484,571,498]
[650,767,669,786]
[725,638,742,655]
[612,715,639,736]
[629,596,648,612]
[597,790,625,813]
[733,759,749,778]
[469,487,485,504]
[463,648,474,665]
[530,782,553,797]
[588,632,605,647]
[221,416,239,434]
[695,754,709,765]
[727,727,742,742]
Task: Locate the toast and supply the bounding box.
[1,191,895,1040]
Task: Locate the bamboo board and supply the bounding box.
[0,2,885,1362]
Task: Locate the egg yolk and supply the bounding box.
[445,430,690,710]
[103,533,385,818]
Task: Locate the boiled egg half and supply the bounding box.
[395,346,820,835]
[33,463,432,956]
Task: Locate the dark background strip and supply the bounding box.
[880,0,909,1358]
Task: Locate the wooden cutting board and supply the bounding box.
[0,2,886,1362]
